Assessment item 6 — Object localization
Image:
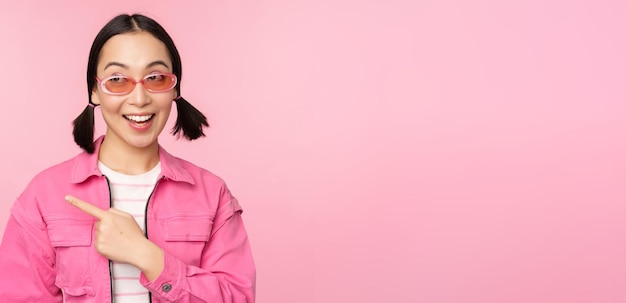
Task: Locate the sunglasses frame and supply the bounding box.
[95,73,178,95]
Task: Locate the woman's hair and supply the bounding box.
[73,14,209,153]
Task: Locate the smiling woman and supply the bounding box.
[0,14,255,303]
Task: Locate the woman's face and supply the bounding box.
[91,31,176,151]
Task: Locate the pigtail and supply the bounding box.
[172,96,209,140]
[72,103,97,154]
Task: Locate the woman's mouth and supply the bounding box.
[124,114,154,129]
[124,114,154,122]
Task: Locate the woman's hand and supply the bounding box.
[65,195,164,281]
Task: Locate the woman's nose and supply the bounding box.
[127,82,151,106]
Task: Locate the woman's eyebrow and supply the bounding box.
[103,61,128,71]
[146,60,170,69]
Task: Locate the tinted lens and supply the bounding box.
[144,74,176,92]
[103,76,134,93]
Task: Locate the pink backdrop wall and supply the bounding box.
[1,1,624,302]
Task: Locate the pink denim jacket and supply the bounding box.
[0,137,255,302]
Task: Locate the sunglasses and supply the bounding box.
[96,73,177,95]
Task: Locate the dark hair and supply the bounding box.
[73,14,209,153]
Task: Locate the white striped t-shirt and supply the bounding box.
[98,161,161,303]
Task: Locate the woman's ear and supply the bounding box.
[91,88,101,105]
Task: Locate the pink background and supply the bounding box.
[0,1,624,302]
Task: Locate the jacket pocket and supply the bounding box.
[162,214,214,265]
[46,218,95,297]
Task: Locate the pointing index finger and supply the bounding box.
[65,195,107,220]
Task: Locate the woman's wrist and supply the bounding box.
[133,239,165,281]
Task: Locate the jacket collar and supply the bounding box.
[70,136,195,185]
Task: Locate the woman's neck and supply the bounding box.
[98,136,160,175]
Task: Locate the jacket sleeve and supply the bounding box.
[0,197,62,301]
[140,190,256,302]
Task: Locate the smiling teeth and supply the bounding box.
[125,115,153,122]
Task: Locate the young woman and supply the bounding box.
[0,14,255,302]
